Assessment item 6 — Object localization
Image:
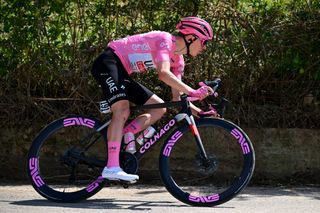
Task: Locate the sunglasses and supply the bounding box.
[201,39,208,47]
[192,37,209,47]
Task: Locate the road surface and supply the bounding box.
[0,185,319,213]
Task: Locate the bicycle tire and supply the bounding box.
[159,118,255,207]
[27,115,108,202]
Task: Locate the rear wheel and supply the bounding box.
[27,115,107,202]
[159,118,255,207]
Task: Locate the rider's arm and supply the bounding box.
[170,70,183,101]
[172,88,202,117]
[159,60,212,117]
[170,71,202,117]
[157,61,194,95]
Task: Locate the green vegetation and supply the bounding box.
[0,0,319,128]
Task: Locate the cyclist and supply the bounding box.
[91,17,217,182]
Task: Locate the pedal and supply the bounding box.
[105,180,131,188]
[119,179,138,185]
[121,182,129,189]
[105,179,138,185]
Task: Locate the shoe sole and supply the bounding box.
[105,178,138,184]
[102,175,139,183]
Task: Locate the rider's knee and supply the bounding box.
[152,107,166,120]
[158,107,167,116]
[111,101,130,122]
[113,108,130,122]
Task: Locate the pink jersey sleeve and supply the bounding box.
[154,36,175,63]
[171,54,185,77]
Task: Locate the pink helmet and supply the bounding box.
[176,17,213,41]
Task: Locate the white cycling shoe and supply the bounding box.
[102,167,139,183]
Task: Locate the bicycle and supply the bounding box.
[27,78,255,207]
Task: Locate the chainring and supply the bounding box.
[120,152,139,175]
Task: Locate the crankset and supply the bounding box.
[120,151,139,175]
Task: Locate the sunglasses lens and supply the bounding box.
[202,40,208,46]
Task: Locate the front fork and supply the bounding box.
[180,114,209,161]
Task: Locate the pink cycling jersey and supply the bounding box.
[108,31,184,77]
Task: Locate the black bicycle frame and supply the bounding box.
[129,95,208,160]
[79,95,209,168]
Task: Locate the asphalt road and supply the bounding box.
[0,185,319,213]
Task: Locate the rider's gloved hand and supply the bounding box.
[198,108,220,118]
[188,83,213,100]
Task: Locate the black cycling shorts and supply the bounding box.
[91,48,154,106]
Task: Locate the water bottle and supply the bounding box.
[136,126,156,145]
[124,132,136,153]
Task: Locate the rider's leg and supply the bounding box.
[102,100,139,182]
[123,94,166,134]
[107,100,130,143]
[106,100,129,168]
[90,48,139,182]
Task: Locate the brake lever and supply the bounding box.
[204,78,221,92]
[199,81,219,97]
[217,97,230,117]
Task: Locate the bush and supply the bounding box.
[0,0,319,128]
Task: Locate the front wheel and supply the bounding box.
[159,118,255,207]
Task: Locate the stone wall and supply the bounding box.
[246,128,320,184]
[0,127,319,185]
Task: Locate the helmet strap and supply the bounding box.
[182,35,193,56]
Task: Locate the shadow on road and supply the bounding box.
[240,186,320,200]
[10,198,233,210]
[6,186,319,210]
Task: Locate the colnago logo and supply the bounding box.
[139,119,176,153]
